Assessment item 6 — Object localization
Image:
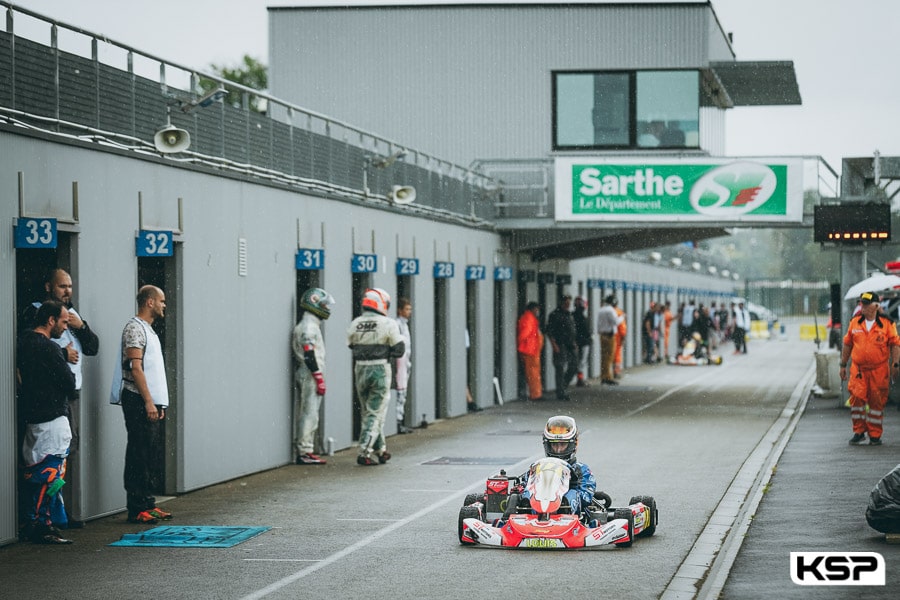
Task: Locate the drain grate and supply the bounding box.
[421,456,527,466]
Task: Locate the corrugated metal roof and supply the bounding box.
[709,61,801,106]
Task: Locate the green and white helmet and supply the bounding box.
[301,288,335,319]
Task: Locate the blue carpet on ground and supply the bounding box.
[110,525,270,548]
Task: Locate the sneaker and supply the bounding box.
[127,511,158,524]
[31,525,73,545]
[296,453,327,465]
[869,437,883,446]
[357,455,379,466]
[147,507,173,521]
[467,403,483,413]
[848,433,867,445]
[378,451,392,464]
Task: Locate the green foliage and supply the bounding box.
[199,55,268,113]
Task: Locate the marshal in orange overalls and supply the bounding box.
[841,308,900,443]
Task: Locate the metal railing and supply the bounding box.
[0,1,496,224]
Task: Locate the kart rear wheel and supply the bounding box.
[613,508,635,548]
[463,493,481,507]
[458,506,481,545]
[502,493,520,519]
[629,495,658,537]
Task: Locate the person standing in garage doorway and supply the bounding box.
[22,268,99,528]
[109,285,173,524]
[393,297,415,434]
[292,288,335,464]
[348,288,405,465]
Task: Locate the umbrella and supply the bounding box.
[843,273,900,300]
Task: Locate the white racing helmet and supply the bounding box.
[361,287,391,315]
[542,415,578,463]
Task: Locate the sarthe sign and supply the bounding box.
[554,158,804,223]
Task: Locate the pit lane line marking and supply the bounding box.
[623,365,731,418]
[238,453,543,600]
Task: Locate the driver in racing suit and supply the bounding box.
[521,415,596,518]
[348,288,406,466]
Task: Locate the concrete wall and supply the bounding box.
[269,3,730,166]
[0,131,509,542]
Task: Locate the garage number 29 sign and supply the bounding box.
[136,230,174,257]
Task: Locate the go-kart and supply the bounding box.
[669,334,723,366]
[458,457,658,549]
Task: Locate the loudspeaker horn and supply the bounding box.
[154,124,191,153]
[390,185,416,205]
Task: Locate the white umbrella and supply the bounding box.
[843,273,900,300]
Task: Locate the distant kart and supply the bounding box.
[669,335,723,366]
[457,457,658,549]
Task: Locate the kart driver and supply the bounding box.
[522,415,597,518]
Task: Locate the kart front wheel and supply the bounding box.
[629,495,658,537]
[458,506,481,545]
[613,508,635,548]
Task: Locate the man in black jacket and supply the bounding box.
[546,295,578,400]
[17,301,76,544]
[22,268,99,527]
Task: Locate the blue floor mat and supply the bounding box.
[110,525,270,548]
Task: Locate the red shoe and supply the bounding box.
[148,507,173,520]
[127,511,158,524]
[296,453,327,465]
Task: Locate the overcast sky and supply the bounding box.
[8,0,900,181]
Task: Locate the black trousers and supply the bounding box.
[121,389,158,517]
[553,346,578,398]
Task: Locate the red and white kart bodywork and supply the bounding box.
[458,457,658,549]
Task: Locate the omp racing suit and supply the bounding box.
[348,310,405,460]
[292,312,326,456]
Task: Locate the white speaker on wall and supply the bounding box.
[153,124,191,153]
[390,185,416,205]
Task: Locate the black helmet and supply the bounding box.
[542,415,578,463]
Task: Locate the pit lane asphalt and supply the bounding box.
[1,319,897,600]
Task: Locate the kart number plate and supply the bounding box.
[521,538,564,548]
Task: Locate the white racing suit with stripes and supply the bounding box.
[347,309,405,460]
[291,312,326,457]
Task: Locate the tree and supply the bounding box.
[200,55,268,113]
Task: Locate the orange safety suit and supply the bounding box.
[663,307,674,359]
[517,310,544,400]
[614,307,626,377]
[843,314,900,440]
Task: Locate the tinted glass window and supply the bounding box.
[553,70,699,150]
